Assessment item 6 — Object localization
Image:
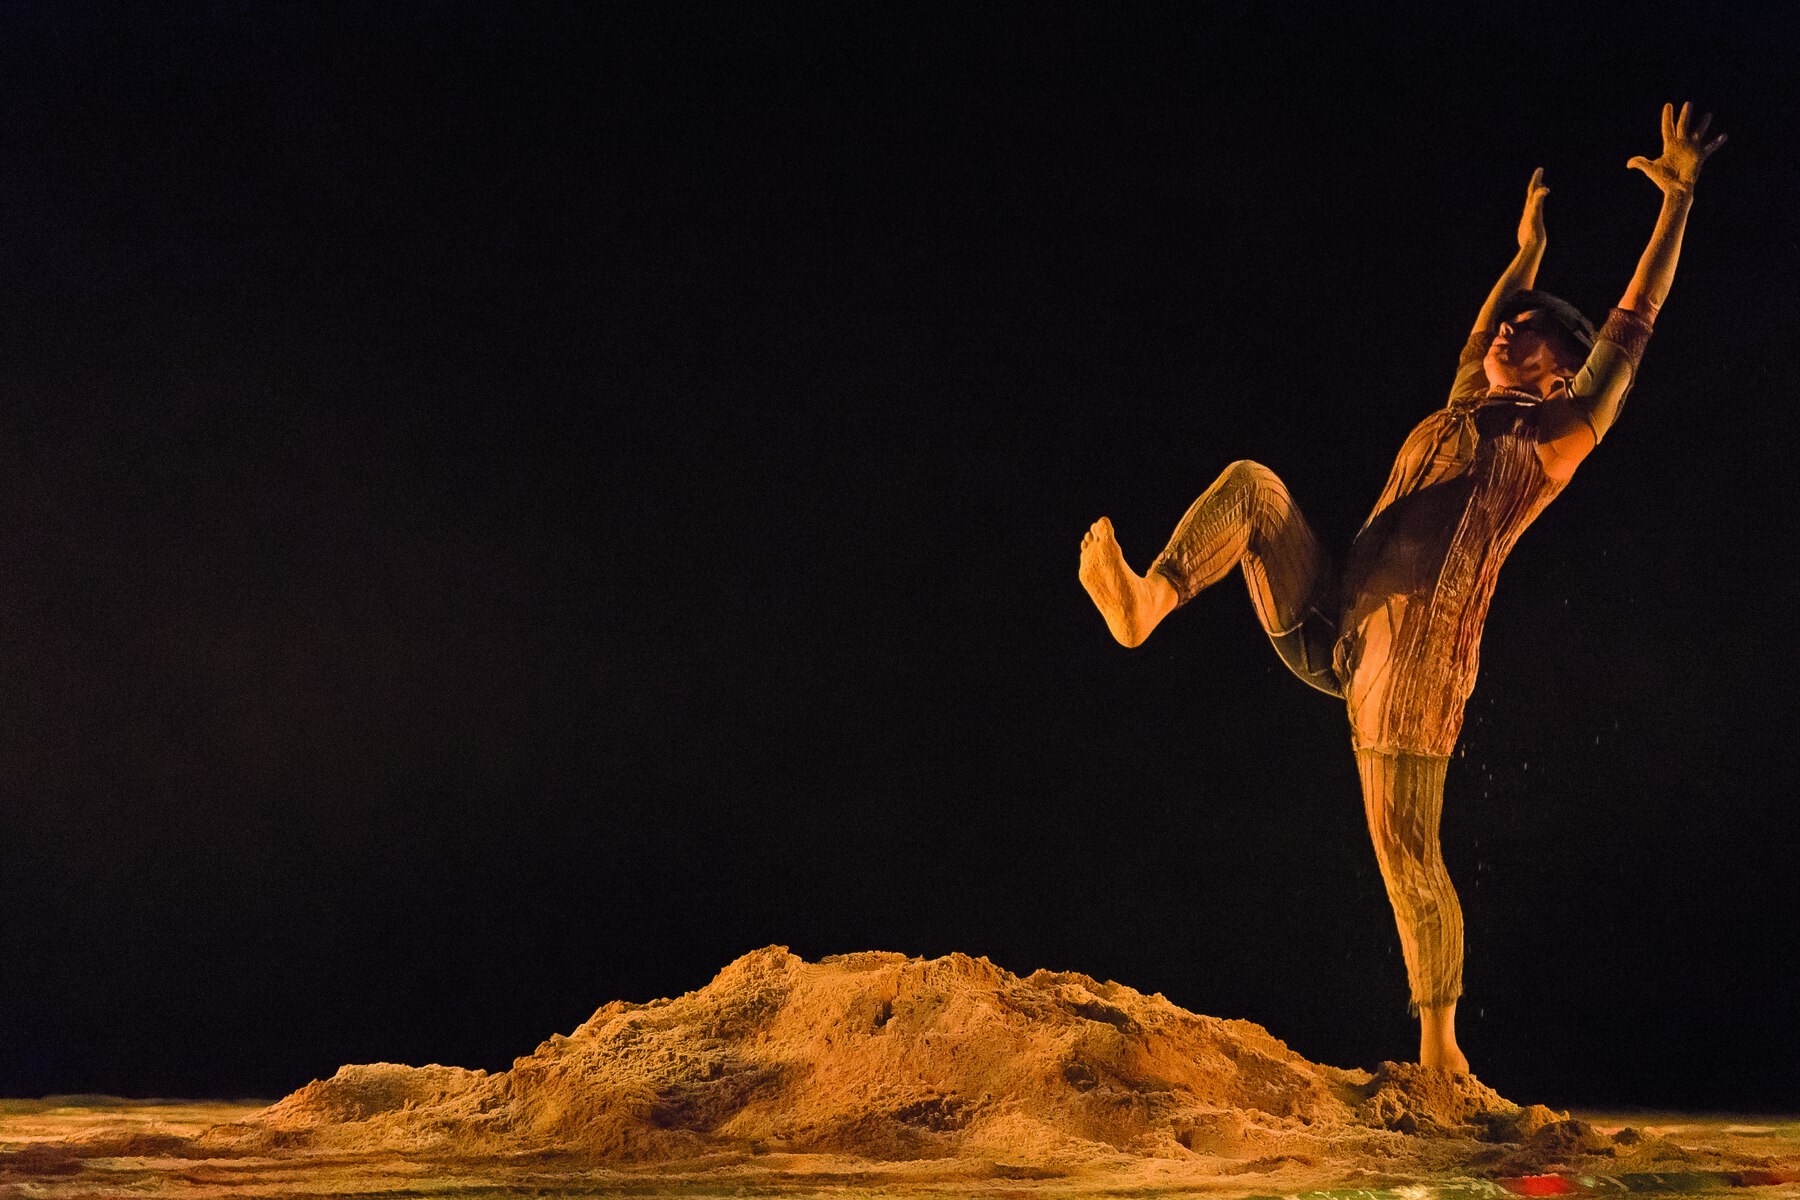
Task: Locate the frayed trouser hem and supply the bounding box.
[1408,994,1463,1018]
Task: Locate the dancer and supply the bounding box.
[1078,104,1723,1072]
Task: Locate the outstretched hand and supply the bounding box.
[1518,167,1549,248]
[1628,102,1726,196]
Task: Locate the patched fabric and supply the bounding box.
[1599,305,1654,363]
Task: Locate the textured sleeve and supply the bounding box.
[1448,328,1495,402]
[1567,307,1655,442]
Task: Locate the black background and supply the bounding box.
[2,3,1797,1113]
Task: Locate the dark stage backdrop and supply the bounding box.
[2,4,1797,1113]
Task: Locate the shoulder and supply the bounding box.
[1405,401,1469,440]
[1597,307,1655,361]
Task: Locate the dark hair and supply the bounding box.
[1498,288,1596,357]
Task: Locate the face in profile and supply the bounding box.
[1484,308,1583,394]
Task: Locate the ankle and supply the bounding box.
[1138,570,1177,631]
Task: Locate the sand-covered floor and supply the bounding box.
[6,949,1797,1198]
[4,1100,1798,1198]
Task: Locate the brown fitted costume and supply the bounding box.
[1147,308,1653,1010]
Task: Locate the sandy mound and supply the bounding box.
[199,945,1588,1171]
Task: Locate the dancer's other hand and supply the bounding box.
[1518,167,1549,249]
[1627,101,1726,196]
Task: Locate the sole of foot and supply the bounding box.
[1079,517,1147,648]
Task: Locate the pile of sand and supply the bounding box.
[197,944,1697,1179]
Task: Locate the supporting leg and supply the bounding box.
[1354,748,1470,1072]
[1419,1000,1468,1074]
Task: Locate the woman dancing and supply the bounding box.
[1078,104,1724,1072]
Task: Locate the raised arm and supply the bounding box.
[1538,102,1725,476]
[1619,101,1726,317]
[1449,170,1552,401]
[1474,168,1550,334]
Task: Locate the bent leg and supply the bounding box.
[1354,747,1469,1070]
[1079,517,1181,649]
[1148,460,1340,694]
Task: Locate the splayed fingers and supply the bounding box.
[1631,101,1726,192]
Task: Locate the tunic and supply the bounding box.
[1335,309,1653,755]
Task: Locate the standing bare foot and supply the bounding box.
[1419,1002,1472,1073]
[1079,517,1176,648]
[1420,1042,1472,1073]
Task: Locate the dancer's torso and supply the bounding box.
[1336,392,1568,754]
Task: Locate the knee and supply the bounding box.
[1223,459,1274,487]
[1221,459,1290,513]
[1372,838,1453,906]
[1209,460,1281,510]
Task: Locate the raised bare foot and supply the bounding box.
[1079,517,1172,648]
